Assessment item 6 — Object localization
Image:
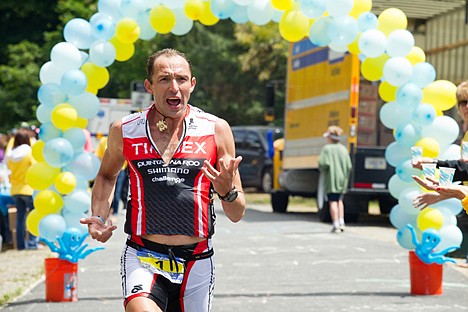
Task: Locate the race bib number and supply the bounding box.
[137,249,186,284]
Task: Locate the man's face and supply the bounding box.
[144,55,196,118]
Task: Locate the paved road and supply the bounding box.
[2,202,468,312]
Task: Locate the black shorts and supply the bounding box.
[327,193,344,202]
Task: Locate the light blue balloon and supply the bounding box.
[64,190,91,215]
[64,18,94,49]
[385,141,411,167]
[161,0,185,9]
[69,92,100,119]
[328,15,359,45]
[309,16,333,47]
[60,69,88,96]
[432,198,463,216]
[326,0,353,17]
[63,128,87,152]
[412,103,436,127]
[410,62,436,88]
[379,101,413,129]
[299,0,326,18]
[137,10,157,40]
[358,29,387,58]
[247,0,273,26]
[386,29,414,57]
[396,160,421,183]
[171,9,194,36]
[394,123,421,147]
[62,213,89,235]
[89,40,116,67]
[39,123,63,142]
[388,174,416,199]
[357,12,378,32]
[43,138,75,168]
[39,214,67,242]
[328,42,348,53]
[271,8,283,23]
[120,0,146,19]
[36,104,53,124]
[211,0,237,19]
[383,57,413,87]
[389,204,417,229]
[37,83,67,107]
[421,116,459,147]
[90,12,116,40]
[64,152,101,181]
[437,225,463,252]
[397,226,416,250]
[439,144,461,161]
[230,4,249,24]
[50,42,82,71]
[396,82,422,109]
[98,0,124,21]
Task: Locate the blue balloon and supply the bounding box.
[326,0,353,17]
[120,0,146,19]
[137,10,157,40]
[397,226,416,249]
[90,12,116,40]
[39,123,63,142]
[309,16,333,47]
[328,15,359,45]
[412,103,436,127]
[383,57,413,87]
[410,62,436,88]
[385,141,411,167]
[386,29,414,57]
[388,174,416,199]
[230,4,249,24]
[63,128,87,152]
[358,29,387,58]
[396,83,422,110]
[357,12,378,32]
[64,189,91,214]
[394,123,421,147]
[68,92,100,119]
[39,214,67,242]
[396,160,421,183]
[63,211,88,234]
[43,138,75,168]
[432,198,463,216]
[379,101,413,129]
[299,0,326,18]
[64,152,101,181]
[211,0,237,19]
[36,104,53,124]
[89,40,116,67]
[171,8,194,36]
[37,83,67,107]
[60,69,88,96]
[63,18,94,49]
[247,0,273,26]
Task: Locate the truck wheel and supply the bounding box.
[343,194,368,223]
[271,191,289,213]
[378,195,398,215]
[260,169,273,193]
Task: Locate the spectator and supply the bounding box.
[319,126,353,233]
[6,128,38,250]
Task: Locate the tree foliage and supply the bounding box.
[0,0,288,133]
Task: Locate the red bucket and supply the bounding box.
[44,258,78,302]
[409,251,443,295]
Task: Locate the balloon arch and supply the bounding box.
[30,0,464,262]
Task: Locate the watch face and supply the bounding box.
[226,190,238,202]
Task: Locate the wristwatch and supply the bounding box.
[218,186,238,202]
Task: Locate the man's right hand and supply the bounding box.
[80,216,117,243]
[411,157,435,170]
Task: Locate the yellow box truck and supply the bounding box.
[271,39,396,221]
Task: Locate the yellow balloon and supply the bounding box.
[81,62,110,90]
[422,80,457,112]
[26,209,44,237]
[377,8,407,36]
[417,207,444,231]
[115,18,140,44]
[279,9,310,42]
[415,137,440,159]
[31,140,45,162]
[74,117,88,129]
[34,189,64,215]
[86,85,98,94]
[349,0,372,18]
[26,162,61,190]
[360,54,389,81]
[378,80,398,102]
[406,46,426,65]
[347,33,361,55]
[272,0,294,11]
[51,104,78,131]
[199,1,219,26]
[150,5,176,34]
[54,171,77,194]
[184,0,204,20]
[110,37,135,62]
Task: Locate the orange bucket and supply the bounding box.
[44,258,78,302]
[409,251,443,295]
